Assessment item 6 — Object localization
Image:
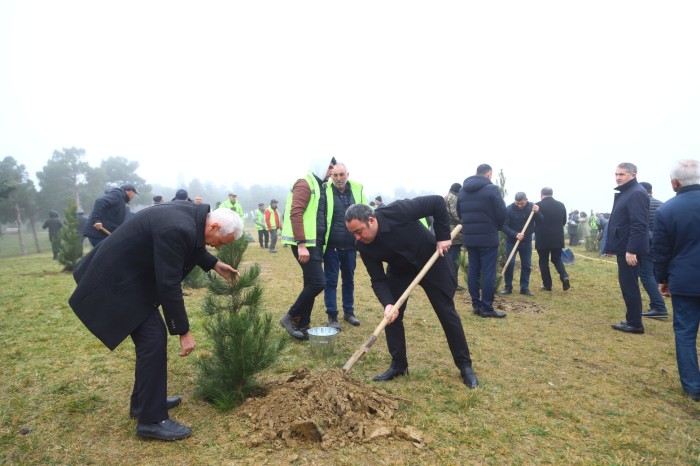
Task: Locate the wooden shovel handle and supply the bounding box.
[342,224,462,374]
[501,209,535,275]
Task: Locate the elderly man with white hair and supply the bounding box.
[653,159,700,401]
[69,204,242,440]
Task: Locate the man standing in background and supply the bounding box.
[458,164,507,318]
[606,162,649,334]
[444,183,464,291]
[653,159,700,400]
[323,162,366,330]
[255,202,269,249]
[534,187,570,292]
[84,183,139,247]
[221,193,244,221]
[638,181,669,319]
[266,199,281,253]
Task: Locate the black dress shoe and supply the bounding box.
[500,288,512,295]
[344,314,361,326]
[136,418,192,441]
[611,321,644,334]
[480,307,507,318]
[562,278,570,291]
[472,305,482,316]
[540,286,552,291]
[130,396,182,419]
[372,365,408,382]
[460,366,479,388]
[642,309,669,319]
[520,289,534,296]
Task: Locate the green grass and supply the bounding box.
[1,231,699,464]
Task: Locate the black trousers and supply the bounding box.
[257,229,269,247]
[616,254,643,328]
[288,245,325,328]
[537,248,568,289]
[129,309,168,424]
[385,273,472,369]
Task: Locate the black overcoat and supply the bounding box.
[355,196,456,306]
[534,196,567,249]
[69,202,218,350]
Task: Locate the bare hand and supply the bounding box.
[93,222,103,231]
[625,252,638,266]
[436,240,451,257]
[213,261,239,283]
[384,304,398,324]
[179,331,196,357]
[516,232,524,241]
[297,244,310,264]
[658,283,671,297]
[532,204,539,213]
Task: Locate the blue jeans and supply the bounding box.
[638,253,667,312]
[323,248,357,316]
[671,295,700,396]
[466,246,497,311]
[504,240,532,291]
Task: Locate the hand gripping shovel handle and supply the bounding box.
[501,209,535,275]
[99,226,111,236]
[342,224,462,374]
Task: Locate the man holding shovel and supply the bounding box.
[501,192,542,296]
[344,196,478,388]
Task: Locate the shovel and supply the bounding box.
[342,224,462,374]
[501,209,535,275]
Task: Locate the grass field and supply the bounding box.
[1,228,699,464]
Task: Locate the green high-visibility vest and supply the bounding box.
[265,207,279,229]
[281,172,321,248]
[325,180,367,245]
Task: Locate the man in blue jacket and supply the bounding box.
[653,159,700,401]
[605,163,650,334]
[84,183,139,246]
[501,192,542,296]
[458,164,507,318]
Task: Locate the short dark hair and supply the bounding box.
[476,164,492,176]
[450,183,461,193]
[541,187,553,196]
[514,192,527,201]
[345,204,375,224]
[639,181,652,194]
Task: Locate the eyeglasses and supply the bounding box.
[331,173,347,178]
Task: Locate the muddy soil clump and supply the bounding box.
[238,368,424,449]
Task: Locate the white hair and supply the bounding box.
[209,208,244,239]
[671,159,700,187]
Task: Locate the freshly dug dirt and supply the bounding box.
[238,368,424,449]
[493,296,545,314]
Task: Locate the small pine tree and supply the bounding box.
[195,236,287,410]
[494,169,507,291]
[58,199,84,271]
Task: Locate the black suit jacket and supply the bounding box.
[534,196,567,249]
[69,202,218,350]
[355,196,456,307]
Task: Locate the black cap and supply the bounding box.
[121,182,139,194]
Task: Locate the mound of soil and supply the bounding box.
[238,368,424,449]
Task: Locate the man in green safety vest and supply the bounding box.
[279,157,337,340]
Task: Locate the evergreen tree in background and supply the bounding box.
[57,199,83,271]
[195,236,286,410]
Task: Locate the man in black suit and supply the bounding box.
[534,187,570,291]
[69,204,242,440]
[344,196,478,388]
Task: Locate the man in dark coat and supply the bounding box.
[69,204,242,440]
[638,181,669,319]
[83,182,139,246]
[653,159,700,400]
[344,197,478,388]
[534,187,570,291]
[501,192,542,296]
[42,210,63,259]
[457,163,507,318]
[605,162,650,334]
